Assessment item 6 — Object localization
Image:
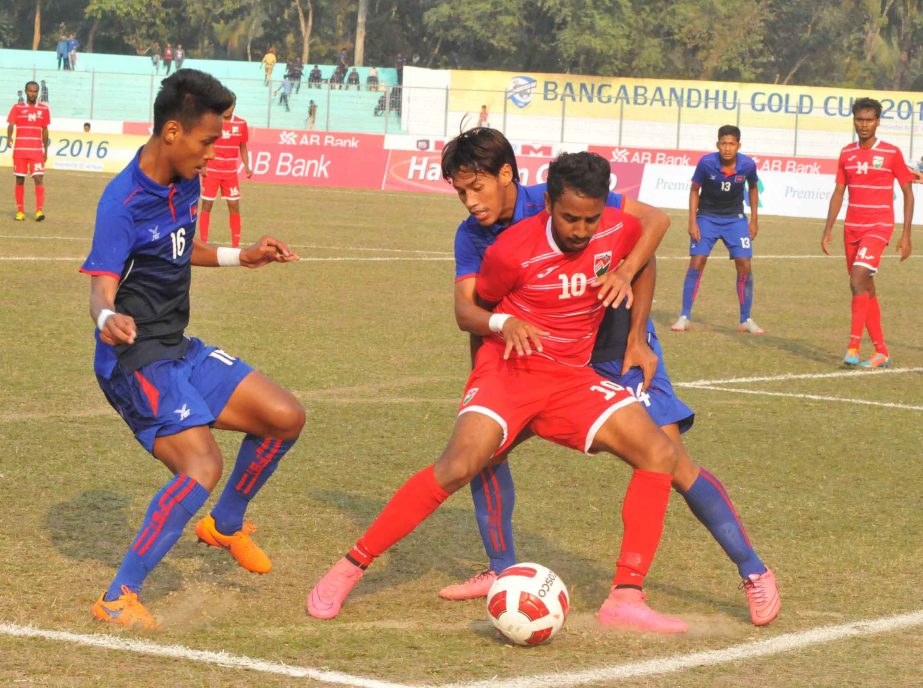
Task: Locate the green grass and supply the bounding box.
[0,171,921,687]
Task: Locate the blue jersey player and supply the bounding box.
[672,125,764,334]
[438,128,779,627]
[82,70,304,629]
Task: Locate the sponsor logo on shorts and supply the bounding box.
[462,387,478,405]
[174,403,191,421]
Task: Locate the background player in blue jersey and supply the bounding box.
[81,70,304,629]
[438,128,779,627]
[672,125,764,334]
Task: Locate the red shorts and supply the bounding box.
[200,173,240,201]
[458,345,637,456]
[845,234,889,274]
[13,154,44,177]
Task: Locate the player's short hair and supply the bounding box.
[852,97,882,118]
[24,81,38,90]
[717,124,741,141]
[152,69,235,135]
[441,128,519,182]
[546,152,610,203]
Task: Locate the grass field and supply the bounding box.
[0,171,921,688]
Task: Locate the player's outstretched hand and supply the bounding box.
[595,270,633,309]
[240,236,300,268]
[501,317,549,360]
[100,313,137,346]
[622,338,658,391]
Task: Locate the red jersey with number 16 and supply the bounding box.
[206,114,248,177]
[6,102,50,159]
[835,139,914,242]
[477,206,641,367]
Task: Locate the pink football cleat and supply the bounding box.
[438,570,497,601]
[306,557,364,619]
[597,587,688,634]
[741,568,781,626]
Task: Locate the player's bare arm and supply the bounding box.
[240,142,253,177]
[621,258,658,388]
[88,274,137,346]
[608,198,670,305]
[897,180,913,261]
[192,235,299,268]
[748,185,759,239]
[688,186,701,242]
[42,126,49,163]
[821,184,847,255]
[6,123,13,147]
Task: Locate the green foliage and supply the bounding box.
[4,0,923,89]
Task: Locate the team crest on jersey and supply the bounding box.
[462,387,479,406]
[873,156,884,169]
[735,175,745,183]
[189,202,198,220]
[594,251,612,277]
[232,126,240,135]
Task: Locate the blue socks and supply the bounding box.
[470,462,516,573]
[682,468,766,578]
[681,267,702,318]
[737,273,754,322]
[105,474,208,601]
[210,435,295,535]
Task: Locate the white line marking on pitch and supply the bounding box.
[677,367,923,387]
[3,610,921,687]
[680,385,923,411]
[444,610,923,688]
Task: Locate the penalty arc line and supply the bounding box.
[2,610,922,687]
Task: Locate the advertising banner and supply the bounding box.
[0,131,146,173]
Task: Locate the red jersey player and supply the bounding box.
[822,97,914,368]
[307,152,688,634]
[6,81,50,221]
[199,97,252,247]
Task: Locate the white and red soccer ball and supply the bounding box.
[486,563,569,646]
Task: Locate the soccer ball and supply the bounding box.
[486,563,569,646]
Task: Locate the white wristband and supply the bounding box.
[97,308,116,331]
[216,247,242,267]
[488,313,512,334]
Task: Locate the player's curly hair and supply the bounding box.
[152,69,235,135]
[546,152,610,203]
[852,97,882,118]
[441,127,519,182]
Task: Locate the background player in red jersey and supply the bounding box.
[821,97,914,368]
[307,153,689,634]
[6,81,50,221]
[199,97,252,247]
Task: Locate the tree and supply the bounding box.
[354,0,367,66]
[293,0,313,64]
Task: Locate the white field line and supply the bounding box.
[445,610,923,688]
[676,367,923,387]
[680,385,923,411]
[2,610,922,688]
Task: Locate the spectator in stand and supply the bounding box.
[389,85,402,116]
[39,80,49,104]
[289,60,304,93]
[346,67,360,90]
[308,64,322,88]
[56,34,68,70]
[150,42,162,72]
[274,77,293,112]
[16,90,23,105]
[330,64,346,89]
[395,52,405,84]
[307,99,318,129]
[163,43,174,74]
[367,66,379,90]
[261,47,277,85]
[373,93,386,116]
[175,44,185,70]
[478,104,490,128]
[338,48,348,72]
[67,33,80,70]
[83,122,91,132]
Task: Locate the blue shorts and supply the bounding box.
[691,215,752,259]
[591,331,694,434]
[97,336,254,453]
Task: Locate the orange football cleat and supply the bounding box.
[92,586,158,630]
[195,514,272,574]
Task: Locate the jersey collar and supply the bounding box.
[130,147,175,199]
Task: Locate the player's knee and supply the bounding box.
[436,446,489,491]
[641,432,679,475]
[187,453,224,491]
[268,396,305,440]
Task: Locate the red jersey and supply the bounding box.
[206,115,248,177]
[836,139,914,240]
[477,206,641,367]
[7,102,50,158]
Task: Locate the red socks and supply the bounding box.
[866,296,888,355]
[613,470,673,588]
[14,185,24,212]
[351,465,450,566]
[849,293,870,350]
[230,213,241,248]
[199,209,211,242]
[34,186,44,211]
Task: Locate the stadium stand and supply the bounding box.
[0,48,402,133]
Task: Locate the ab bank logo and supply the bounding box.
[506,76,537,109]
